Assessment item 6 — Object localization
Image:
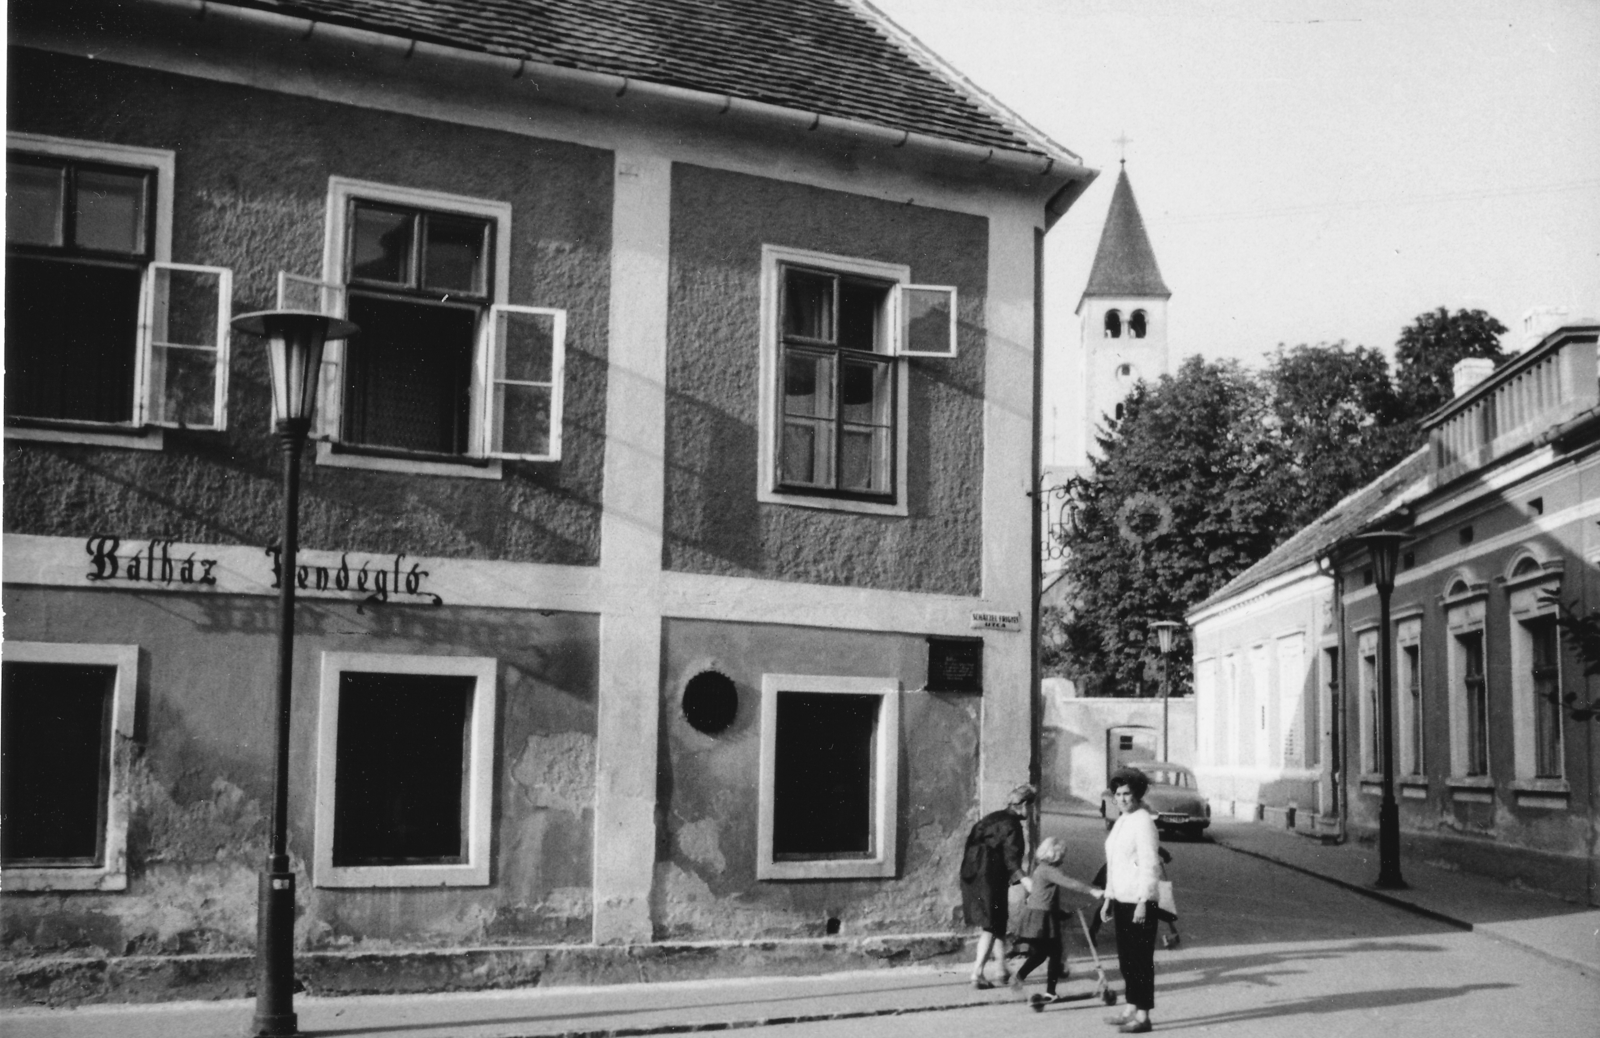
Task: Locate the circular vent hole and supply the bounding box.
[682,670,738,735]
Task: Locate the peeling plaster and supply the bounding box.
[511,731,596,813]
[675,819,726,874]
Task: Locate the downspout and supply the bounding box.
[1028,226,1046,856]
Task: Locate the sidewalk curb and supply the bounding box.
[525,996,997,1038]
[1213,836,1600,978]
[1211,839,1473,932]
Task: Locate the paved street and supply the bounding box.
[3,814,1594,1038]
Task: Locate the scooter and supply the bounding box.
[1029,908,1118,1012]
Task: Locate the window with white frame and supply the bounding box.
[1356,628,1378,774]
[1,642,138,891]
[6,134,231,445]
[1506,555,1564,781]
[1249,644,1270,768]
[312,178,564,473]
[1396,617,1424,776]
[1276,634,1305,768]
[1444,583,1489,778]
[759,245,955,516]
[1223,654,1240,765]
[758,674,900,880]
[1194,657,1216,767]
[314,653,497,887]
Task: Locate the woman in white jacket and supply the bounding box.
[1101,766,1162,1033]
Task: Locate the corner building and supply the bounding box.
[1,0,1096,1001]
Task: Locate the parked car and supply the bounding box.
[1100,761,1211,838]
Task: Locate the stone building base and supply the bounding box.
[1,934,970,1009]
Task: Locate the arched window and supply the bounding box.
[1129,310,1148,338]
[1114,402,1125,421]
[1511,556,1542,580]
[1103,309,1122,338]
[1116,363,1134,379]
[1446,578,1471,599]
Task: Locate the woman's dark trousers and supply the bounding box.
[1112,900,1158,1011]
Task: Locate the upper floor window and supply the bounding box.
[1129,309,1148,338]
[1103,309,1122,338]
[760,246,954,517]
[5,135,231,445]
[314,178,564,476]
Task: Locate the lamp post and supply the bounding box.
[1151,621,1183,761]
[231,309,358,1037]
[1354,529,1409,890]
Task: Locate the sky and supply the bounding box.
[869,0,1600,460]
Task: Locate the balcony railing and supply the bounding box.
[1424,327,1599,487]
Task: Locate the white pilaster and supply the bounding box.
[592,151,672,944]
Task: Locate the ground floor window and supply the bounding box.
[315,653,497,888]
[758,674,899,880]
[0,642,137,891]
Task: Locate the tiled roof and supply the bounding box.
[1080,165,1170,301]
[215,0,1069,159]
[1191,446,1432,614]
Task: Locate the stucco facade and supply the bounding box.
[2,0,1096,1003]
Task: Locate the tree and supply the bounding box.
[1262,342,1414,530]
[1056,357,1286,697]
[1393,307,1509,417]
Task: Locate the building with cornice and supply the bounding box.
[1,0,1098,1001]
[1189,322,1600,905]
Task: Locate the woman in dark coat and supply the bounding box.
[960,783,1036,988]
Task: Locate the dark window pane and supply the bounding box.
[74,169,148,255]
[772,691,878,858]
[7,161,65,246]
[343,295,476,453]
[783,351,832,419]
[333,672,473,866]
[783,268,834,341]
[2,662,113,865]
[351,205,414,285]
[903,287,953,355]
[1531,620,1562,777]
[491,383,551,456]
[840,360,888,425]
[5,255,141,422]
[837,278,885,352]
[422,214,488,295]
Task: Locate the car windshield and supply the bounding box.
[1151,769,1192,789]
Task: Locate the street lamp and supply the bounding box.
[231,309,359,1037]
[1354,529,1409,890]
[1151,621,1183,761]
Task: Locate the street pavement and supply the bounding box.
[3,813,1595,1038]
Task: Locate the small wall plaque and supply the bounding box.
[970,611,1022,632]
[927,636,983,694]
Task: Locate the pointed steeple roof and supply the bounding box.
[1079,164,1171,306]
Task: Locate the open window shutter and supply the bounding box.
[277,273,347,439]
[482,305,565,461]
[141,262,233,429]
[893,284,958,358]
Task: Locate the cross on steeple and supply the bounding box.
[1113,132,1131,165]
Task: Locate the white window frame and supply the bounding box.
[1276,633,1305,768]
[314,652,498,888]
[1,641,139,891]
[757,673,900,880]
[1223,654,1240,766]
[1249,643,1270,768]
[758,245,912,517]
[6,133,184,451]
[1445,592,1490,780]
[317,177,566,479]
[1395,616,1424,777]
[1356,627,1379,776]
[1505,555,1564,783]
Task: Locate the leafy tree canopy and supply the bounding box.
[1054,308,1509,697]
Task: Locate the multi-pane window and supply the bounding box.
[1459,631,1489,776]
[1397,619,1424,777]
[1358,637,1378,773]
[758,675,900,880]
[317,180,565,466]
[343,202,489,455]
[1529,618,1563,778]
[6,144,231,435]
[779,265,896,497]
[314,653,497,888]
